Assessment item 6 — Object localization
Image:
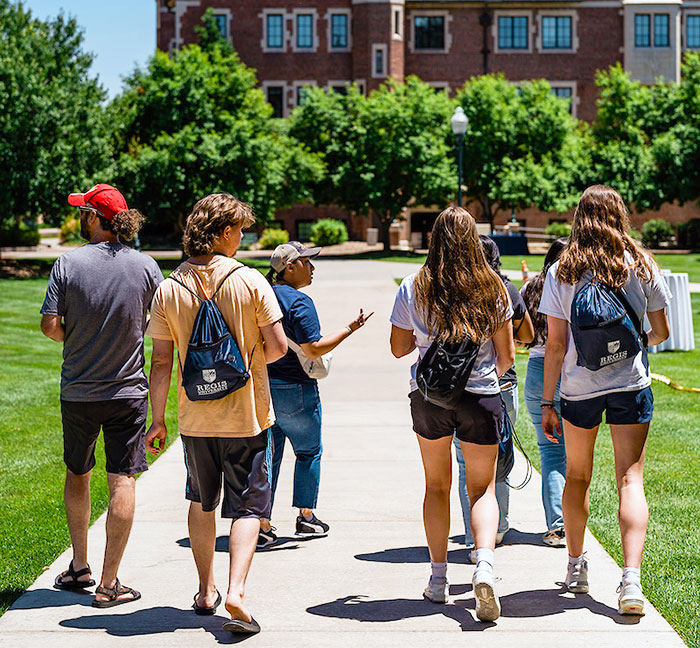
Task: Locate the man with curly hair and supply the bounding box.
[40,184,164,608]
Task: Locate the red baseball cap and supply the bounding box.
[68,184,128,220]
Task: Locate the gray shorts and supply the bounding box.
[181,433,271,519]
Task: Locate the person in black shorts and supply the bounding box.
[390,207,515,622]
[40,184,163,607]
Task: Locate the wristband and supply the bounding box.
[346,326,353,334]
[541,403,555,409]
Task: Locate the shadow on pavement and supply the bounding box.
[449,529,549,548]
[9,587,94,610]
[176,535,301,553]
[60,606,256,644]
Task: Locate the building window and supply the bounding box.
[330,84,349,95]
[214,14,228,40]
[297,86,309,106]
[267,86,284,118]
[552,86,573,112]
[654,13,670,47]
[688,15,700,48]
[393,8,403,39]
[330,14,348,48]
[266,14,283,49]
[498,16,528,49]
[297,14,313,48]
[635,14,651,47]
[371,44,387,78]
[414,16,445,50]
[541,16,572,49]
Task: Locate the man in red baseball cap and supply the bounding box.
[40,183,163,608]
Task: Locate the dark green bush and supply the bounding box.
[259,228,289,250]
[60,218,83,245]
[677,219,700,250]
[0,223,41,247]
[310,219,348,246]
[641,219,675,249]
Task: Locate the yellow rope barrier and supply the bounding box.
[515,349,699,393]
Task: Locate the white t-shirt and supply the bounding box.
[390,272,513,395]
[538,253,671,401]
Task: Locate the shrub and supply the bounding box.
[677,219,700,250]
[545,222,571,240]
[629,228,642,242]
[60,218,83,245]
[258,228,289,250]
[641,219,675,249]
[0,223,41,247]
[310,219,348,246]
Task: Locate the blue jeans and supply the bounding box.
[453,383,516,545]
[268,379,323,510]
[524,356,566,531]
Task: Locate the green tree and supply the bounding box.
[290,77,455,250]
[456,75,587,230]
[110,9,323,241]
[0,1,108,227]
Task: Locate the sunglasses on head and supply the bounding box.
[78,205,105,219]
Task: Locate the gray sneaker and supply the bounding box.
[565,555,589,593]
[472,568,501,621]
[617,580,645,616]
[423,576,449,604]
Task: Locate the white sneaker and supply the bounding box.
[472,568,501,621]
[565,555,589,593]
[543,527,566,547]
[423,576,448,604]
[618,581,645,616]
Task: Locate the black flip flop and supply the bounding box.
[54,560,96,590]
[91,579,141,608]
[222,617,261,634]
[193,590,222,615]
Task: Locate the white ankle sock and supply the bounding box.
[475,548,494,570]
[431,561,447,581]
[568,554,584,566]
[622,567,641,584]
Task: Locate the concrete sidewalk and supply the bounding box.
[0,259,686,647]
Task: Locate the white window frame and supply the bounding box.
[408,10,453,54]
[536,10,579,53]
[326,80,353,94]
[260,9,288,53]
[212,9,233,43]
[262,81,288,119]
[292,80,318,109]
[371,43,388,78]
[683,11,700,50]
[326,8,352,52]
[354,79,366,96]
[292,8,319,53]
[493,10,534,54]
[428,81,451,94]
[392,5,404,41]
[549,81,579,118]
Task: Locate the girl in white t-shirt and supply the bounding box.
[539,185,670,616]
[390,207,515,622]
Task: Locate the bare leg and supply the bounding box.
[58,469,92,583]
[561,422,598,558]
[610,423,650,569]
[416,435,452,563]
[459,441,499,550]
[188,502,219,608]
[225,517,260,622]
[95,473,138,603]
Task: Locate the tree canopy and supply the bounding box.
[0,0,108,226]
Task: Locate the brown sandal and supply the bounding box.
[54,560,95,590]
[91,579,141,608]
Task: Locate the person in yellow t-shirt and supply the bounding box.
[145,193,287,635]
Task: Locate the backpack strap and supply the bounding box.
[614,289,648,347]
[169,264,244,301]
[211,265,244,299]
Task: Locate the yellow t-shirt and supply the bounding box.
[146,256,282,438]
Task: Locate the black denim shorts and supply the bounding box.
[61,398,148,476]
[181,432,271,519]
[561,386,654,429]
[409,390,504,445]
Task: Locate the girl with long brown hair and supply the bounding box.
[390,207,515,622]
[539,185,670,616]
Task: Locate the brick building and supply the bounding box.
[156,0,700,241]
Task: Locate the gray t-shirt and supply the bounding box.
[538,253,671,401]
[40,241,164,401]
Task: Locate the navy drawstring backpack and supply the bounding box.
[570,279,647,371]
[170,266,251,401]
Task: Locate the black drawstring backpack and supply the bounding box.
[170,266,251,401]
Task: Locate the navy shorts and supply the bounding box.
[561,386,654,429]
[181,432,271,519]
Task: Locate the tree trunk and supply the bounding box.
[480,196,495,234]
[379,213,392,253]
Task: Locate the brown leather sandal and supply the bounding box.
[91,579,141,608]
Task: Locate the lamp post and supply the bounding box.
[451,106,468,207]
